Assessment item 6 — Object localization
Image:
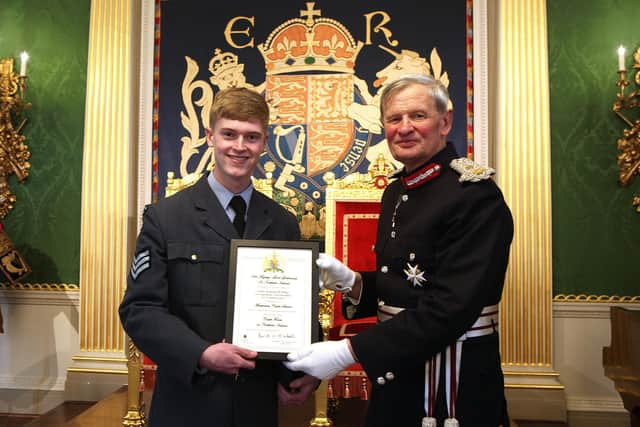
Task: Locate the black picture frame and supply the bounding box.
[226,239,320,360]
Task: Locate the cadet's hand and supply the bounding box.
[198,342,257,375]
[284,339,355,380]
[316,253,356,293]
[277,374,320,405]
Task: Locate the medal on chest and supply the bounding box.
[391,163,440,288]
[402,253,428,288]
[404,262,427,287]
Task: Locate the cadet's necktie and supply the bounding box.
[229,195,246,236]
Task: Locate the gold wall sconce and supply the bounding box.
[0,53,31,287]
[0,53,31,216]
[613,46,640,212]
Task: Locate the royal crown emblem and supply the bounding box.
[176,2,454,239]
[209,49,241,80]
[258,3,363,75]
[263,251,285,273]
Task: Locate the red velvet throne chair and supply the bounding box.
[323,175,386,401]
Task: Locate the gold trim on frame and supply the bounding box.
[0,282,79,291]
[505,384,565,390]
[67,368,128,375]
[73,355,128,363]
[553,294,639,303]
[503,371,561,378]
[5,286,634,304]
[325,186,386,261]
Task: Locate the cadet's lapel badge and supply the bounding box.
[450,158,495,182]
[130,249,150,281]
[404,263,427,288]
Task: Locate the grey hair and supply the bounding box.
[379,74,450,117]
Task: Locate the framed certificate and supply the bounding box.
[226,239,320,360]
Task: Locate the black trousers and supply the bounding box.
[363,333,509,427]
[433,333,509,427]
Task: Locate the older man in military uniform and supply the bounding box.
[286,74,513,427]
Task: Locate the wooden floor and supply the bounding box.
[0,387,368,427]
[0,401,92,427]
[0,389,632,426]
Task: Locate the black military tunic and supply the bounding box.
[349,143,514,426]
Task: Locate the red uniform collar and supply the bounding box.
[400,162,442,189]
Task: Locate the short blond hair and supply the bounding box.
[209,87,269,132]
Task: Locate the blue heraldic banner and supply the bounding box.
[155,1,471,219]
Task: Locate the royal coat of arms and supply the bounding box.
[166,2,464,238]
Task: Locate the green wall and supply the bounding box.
[0,0,90,284]
[548,0,640,296]
[1,1,637,295]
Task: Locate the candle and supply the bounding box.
[19,51,29,76]
[617,45,626,72]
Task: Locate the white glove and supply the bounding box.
[316,253,355,293]
[284,339,356,380]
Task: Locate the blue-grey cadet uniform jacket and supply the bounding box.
[119,174,300,427]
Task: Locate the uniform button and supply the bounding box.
[376,377,386,385]
[402,194,408,202]
[191,254,198,261]
[391,231,396,238]
[381,266,388,273]
[385,372,395,381]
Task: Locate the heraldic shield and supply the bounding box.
[264,74,356,201]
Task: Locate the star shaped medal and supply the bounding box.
[403,263,427,287]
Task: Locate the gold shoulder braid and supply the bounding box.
[450,158,495,182]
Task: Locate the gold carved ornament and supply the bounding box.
[613,46,640,212]
[0,56,31,288]
[0,55,32,333]
[0,57,31,215]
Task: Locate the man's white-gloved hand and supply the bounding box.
[316,253,355,293]
[284,339,356,380]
